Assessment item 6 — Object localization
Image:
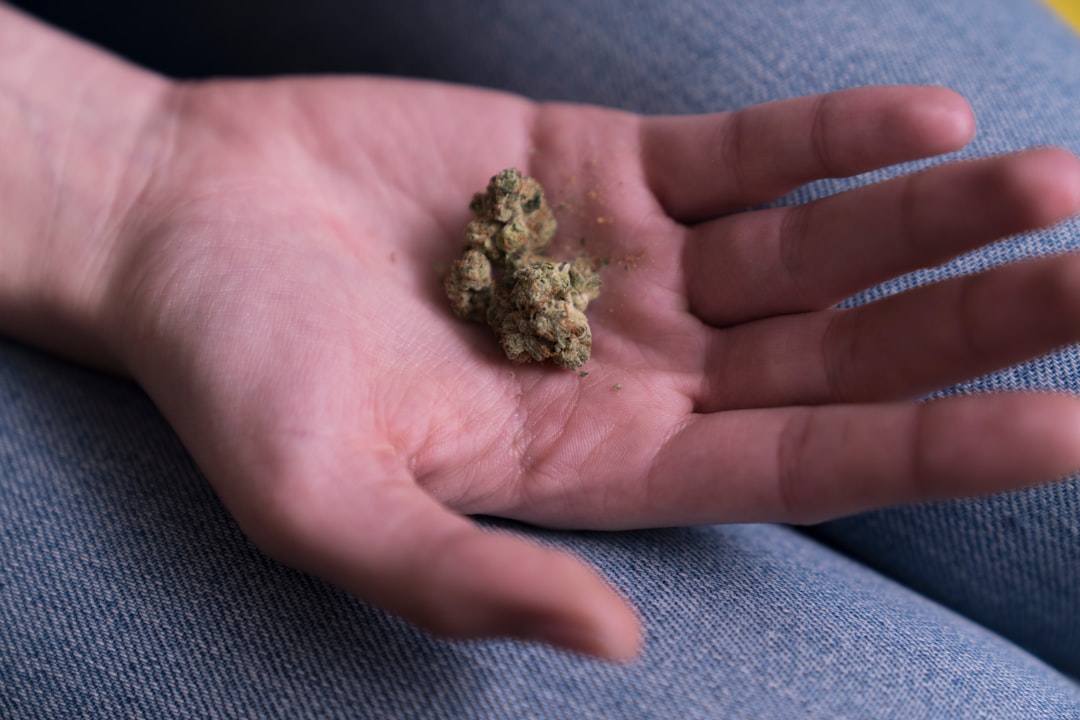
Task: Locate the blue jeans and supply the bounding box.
[3,0,1080,717]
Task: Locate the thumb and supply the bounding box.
[244,449,643,660]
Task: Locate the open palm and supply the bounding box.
[103,77,1080,658]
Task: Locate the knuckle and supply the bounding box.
[809,94,837,176]
[776,407,817,521]
[714,108,749,199]
[821,310,860,402]
[777,205,815,306]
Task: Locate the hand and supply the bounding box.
[51,77,1080,658]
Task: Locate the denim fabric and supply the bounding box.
[4,0,1080,717]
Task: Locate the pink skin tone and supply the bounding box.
[4,3,1080,659]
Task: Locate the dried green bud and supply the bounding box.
[492,262,593,369]
[444,168,601,369]
[462,168,557,265]
[444,248,493,323]
[568,257,602,311]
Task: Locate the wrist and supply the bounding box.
[0,3,173,370]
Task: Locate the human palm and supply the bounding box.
[101,77,1080,658]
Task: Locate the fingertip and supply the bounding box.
[1017,392,1080,479]
[520,590,643,661]
[527,607,643,662]
[498,541,644,661]
[421,528,644,660]
[600,598,645,661]
[995,392,1080,489]
[564,585,644,662]
[998,147,1080,231]
[1033,148,1080,221]
[900,86,976,155]
[933,87,976,147]
[924,393,1080,495]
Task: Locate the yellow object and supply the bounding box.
[1045,0,1080,32]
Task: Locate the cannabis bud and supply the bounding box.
[444,168,601,369]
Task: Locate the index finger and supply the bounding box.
[641,85,975,223]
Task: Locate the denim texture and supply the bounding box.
[4,0,1080,717]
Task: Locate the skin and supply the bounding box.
[4,4,1080,660]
